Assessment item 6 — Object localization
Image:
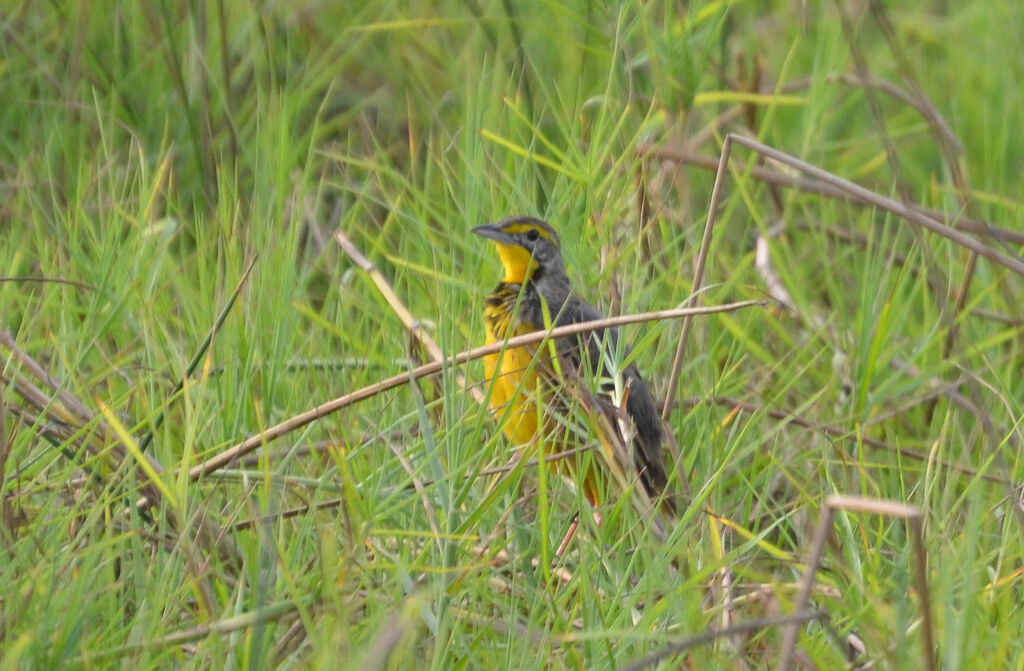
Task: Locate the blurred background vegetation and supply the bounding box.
[2,1,1022,668]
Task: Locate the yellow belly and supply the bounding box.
[483,327,541,446]
[482,326,602,504]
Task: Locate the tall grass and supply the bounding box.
[1,0,1022,668]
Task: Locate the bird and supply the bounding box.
[472,214,672,512]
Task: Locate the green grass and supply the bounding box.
[2,0,1023,668]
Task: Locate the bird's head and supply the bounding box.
[472,215,564,284]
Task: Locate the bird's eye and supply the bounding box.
[525,229,540,242]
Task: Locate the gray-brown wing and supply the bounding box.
[553,296,671,502]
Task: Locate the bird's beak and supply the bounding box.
[471,224,515,246]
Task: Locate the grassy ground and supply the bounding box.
[2,1,1023,668]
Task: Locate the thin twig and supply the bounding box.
[0,276,96,291]
[641,145,1024,246]
[661,130,1024,425]
[779,496,936,671]
[865,0,990,354]
[776,505,833,669]
[73,598,314,662]
[780,72,959,150]
[661,139,732,421]
[726,135,1024,276]
[907,515,937,671]
[827,495,935,671]
[334,231,484,404]
[228,445,596,531]
[694,395,1016,487]
[0,331,164,505]
[619,610,819,671]
[136,300,763,511]
[360,599,419,671]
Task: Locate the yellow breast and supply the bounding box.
[481,289,603,504]
[482,301,543,446]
